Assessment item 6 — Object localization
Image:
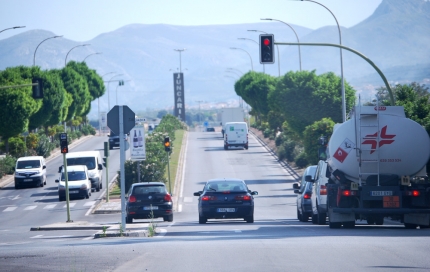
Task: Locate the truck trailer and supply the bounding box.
[220,108,244,137]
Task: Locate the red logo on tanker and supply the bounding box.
[362,125,395,154]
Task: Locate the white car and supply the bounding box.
[56,165,91,201]
[310,160,329,225]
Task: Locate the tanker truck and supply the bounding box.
[323,105,430,229]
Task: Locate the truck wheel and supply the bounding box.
[366,217,375,225]
[375,216,384,225]
[317,211,326,225]
[311,214,318,224]
[343,221,355,228]
[96,183,100,192]
[404,223,417,229]
[329,221,342,229]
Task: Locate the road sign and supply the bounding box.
[130,125,146,161]
[204,121,208,127]
[107,105,135,135]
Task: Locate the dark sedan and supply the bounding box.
[194,178,258,224]
[293,165,317,222]
[126,182,173,223]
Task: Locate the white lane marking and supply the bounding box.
[63,203,76,208]
[30,235,43,239]
[84,201,96,207]
[155,228,167,237]
[180,135,188,198]
[85,202,96,216]
[3,207,17,212]
[24,206,37,210]
[12,195,20,200]
[44,204,56,209]
[178,204,182,212]
[0,242,31,246]
[82,236,94,240]
[234,229,242,233]
[183,197,193,203]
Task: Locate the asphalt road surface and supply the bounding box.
[1,131,430,272]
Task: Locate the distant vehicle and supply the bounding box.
[220,107,244,137]
[55,165,91,201]
[108,130,128,150]
[223,122,248,150]
[14,156,47,189]
[193,178,258,224]
[206,127,215,132]
[59,151,104,192]
[294,165,317,222]
[126,182,173,223]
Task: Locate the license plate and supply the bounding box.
[371,191,393,196]
[69,190,79,194]
[144,206,158,210]
[217,208,235,212]
[24,179,32,182]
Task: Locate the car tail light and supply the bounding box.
[303,193,311,199]
[235,195,251,201]
[129,195,136,203]
[320,185,327,195]
[201,195,217,201]
[164,194,172,202]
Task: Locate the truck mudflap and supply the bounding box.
[332,208,430,215]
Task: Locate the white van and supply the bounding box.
[59,151,103,192]
[223,122,249,150]
[55,165,91,201]
[14,156,47,189]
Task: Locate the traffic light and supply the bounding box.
[60,133,68,154]
[260,34,275,64]
[164,136,171,152]
[32,78,44,99]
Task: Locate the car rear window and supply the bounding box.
[205,182,247,192]
[61,171,86,181]
[132,185,167,195]
[67,157,96,170]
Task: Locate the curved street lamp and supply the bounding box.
[107,74,123,110]
[298,0,346,122]
[230,47,254,72]
[238,38,265,73]
[65,44,90,66]
[0,26,25,34]
[261,18,302,72]
[33,35,63,66]
[248,30,280,76]
[225,69,242,78]
[83,52,102,62]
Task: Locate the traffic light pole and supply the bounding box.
[119,106,126,232]
[62,153,72,222]
[166,151,171,195]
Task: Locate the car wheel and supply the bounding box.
[245,215,254,223]
[312,213,318,224]
[302,213,309,222]
[164,215,173,222]
[224,145,228,150]
[59,196,65,202]
[96,183,100,192]
[85,190,90,199]
[40,180,44,187]
[199,215,207,224]
[44,178,47,185]
[343,221,355,228]
[99,182,102,189]
[126,216,132,224]
[297,208,302,221]
[245,145,248,150]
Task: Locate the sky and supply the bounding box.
[1,0,383,42]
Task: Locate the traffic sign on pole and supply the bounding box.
[107,105,135,135]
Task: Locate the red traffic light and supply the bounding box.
[263,38,271,46]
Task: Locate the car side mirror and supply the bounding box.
[293,183,300,190]
[251,191,258,196]
[305,175,314,182]
[98,164,103,170]
[43,165,46,169]
[294,189,300,194]
[58,166,63,173]
[193,191,202,196]
[55,179,59,183]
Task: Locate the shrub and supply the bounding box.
[295,152,309,168]
[36,134,55,158]
[0,155,16,177]
[8,137,26,158]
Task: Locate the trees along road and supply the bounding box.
[1,131,430,271]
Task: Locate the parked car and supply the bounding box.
[193,178,258,224]
[55,165,91,201]
[125,182,173,223]
[310,160,330,225]
[14,156,47,189]
[293,165,317,222]
[206,127,215,132]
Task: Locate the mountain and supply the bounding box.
[0,0,429,120]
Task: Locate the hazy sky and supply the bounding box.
[1,0,382,41]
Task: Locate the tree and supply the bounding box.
[268,70,355,137]
[303,118,335,165]
[66,61,105,99]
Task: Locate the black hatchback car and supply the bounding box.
[293,165,317,222]
[126,182,173,223]
[194,178,258,224]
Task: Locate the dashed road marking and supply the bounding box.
[44,204,56,209]
[24,206,37,210]
[3,207,17,212]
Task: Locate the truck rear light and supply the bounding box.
[303,193,311,199]
[164,194,172,202]
[341,190,357,196]
[320,185,327,195]
[129,195,136,203]
[201,195,217,201]
[405,190,420,197]
[235,195,251,201]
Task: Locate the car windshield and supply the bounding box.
[61,171,86,181]
[132,185,167,195]
[67,157,96,170]
[17,160,40,169]
[205,181,247,192]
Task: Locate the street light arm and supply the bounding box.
[83,52,102,62]
[238,38,258,45]
[33,35,63,66]
[0,26,25,34]
[230,47,254,72]
[65,44,91,66]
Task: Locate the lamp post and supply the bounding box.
[230,47,254,72]
[107,74,123,110]
[196,100,204,128]
[261,18,302,72]
[98,72,115,136]
[173,48,186,73]
[227,68,244,75]
[83,52,102,62]
[33,35,62,66]
[238,38,265,73]
[65,44,90,66]
[248,30,280,76]
[298,0,346,122]
[0,26,25,34]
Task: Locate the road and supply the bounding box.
[1,131,430,271]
